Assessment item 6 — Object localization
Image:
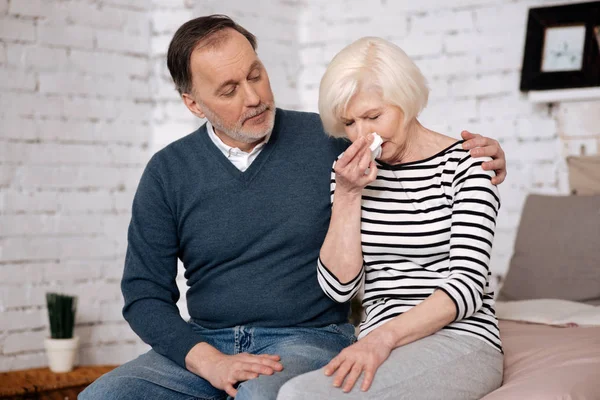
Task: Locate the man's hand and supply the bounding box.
[185,342,283,397]
[461,130,507,185]
[324,329,395,393]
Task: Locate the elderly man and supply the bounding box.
[80,14,507,400]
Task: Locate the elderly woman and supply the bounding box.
[278,37,503,400]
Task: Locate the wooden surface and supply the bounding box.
[0,365,117,399]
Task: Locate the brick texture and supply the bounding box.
[1,0,598,372]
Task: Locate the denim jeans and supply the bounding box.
[79,321,355,400]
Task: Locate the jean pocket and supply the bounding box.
[324,323,357,344]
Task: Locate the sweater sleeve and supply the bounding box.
[438,155,500,322]
[121,159,205,369]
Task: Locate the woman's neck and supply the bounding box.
[388,121,455,165]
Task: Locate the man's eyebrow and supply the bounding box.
[248,60,262,72]
[214,61,263,94]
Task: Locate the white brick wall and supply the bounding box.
[295,0,600,285]
[1,0,599,372]
[0,0,152,371]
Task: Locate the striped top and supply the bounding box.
[317,140,502,352]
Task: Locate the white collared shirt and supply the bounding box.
[206,121,268,172]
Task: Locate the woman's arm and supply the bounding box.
[324,154,500,392]
[367,289,456,349]
[380,153,501,345]
[317,136,377,302]
[320,188,364,283]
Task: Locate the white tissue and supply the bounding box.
[365,133,383,174]
[369,133,383,160]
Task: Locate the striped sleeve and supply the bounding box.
[438,155,500,322]
[317,257,364,303]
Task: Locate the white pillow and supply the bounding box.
[496,299,600,326]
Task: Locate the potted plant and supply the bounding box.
[44,292,79,373]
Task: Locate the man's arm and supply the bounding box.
[122,160,205,368]
[123,159,283,397]
[461,130,507,185]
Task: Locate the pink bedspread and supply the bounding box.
[481,320,600,399]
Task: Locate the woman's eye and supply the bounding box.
[344,121,355,126]
[369,115,380,120]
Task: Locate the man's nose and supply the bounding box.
[243,82,260,106]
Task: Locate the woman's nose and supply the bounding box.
[356,122,371,139]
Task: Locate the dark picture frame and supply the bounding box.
[520,1,600,91]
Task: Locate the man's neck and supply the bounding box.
[213,127,266,153]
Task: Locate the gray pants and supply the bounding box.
[277,330,503,400]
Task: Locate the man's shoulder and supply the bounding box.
[147,124,205,171]
[277,108,323,132]
[276,108,347,149]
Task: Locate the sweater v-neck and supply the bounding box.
[195,110,282,184]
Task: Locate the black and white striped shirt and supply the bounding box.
[318,141,502,352]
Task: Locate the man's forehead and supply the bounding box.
[191,32,259,85]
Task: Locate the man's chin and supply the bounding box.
[245,112,275,136]
[232,126,271,144]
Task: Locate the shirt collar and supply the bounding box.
[206,120,270,157]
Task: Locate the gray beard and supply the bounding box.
[202,102,276,144]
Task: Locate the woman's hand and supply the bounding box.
[324,329,395,393]
[461,130,507,185]
[334,136,378,196]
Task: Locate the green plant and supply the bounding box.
[46,293,77,339]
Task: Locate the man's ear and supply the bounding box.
[182,93,206,119]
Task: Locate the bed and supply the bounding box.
[483,315,600,399]
[481,173,600,400]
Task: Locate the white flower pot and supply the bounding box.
[44,336,79,373]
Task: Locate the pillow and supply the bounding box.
[498,194,600,305]
[496,299,600,326]
[567,155,600,195]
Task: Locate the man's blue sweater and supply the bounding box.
[122,109,350,367]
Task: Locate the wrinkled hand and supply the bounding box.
[324,330,395,393]
[186,343,283,397]
[334,135,378,195]
[461,130,507,185]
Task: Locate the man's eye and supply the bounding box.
[369,115,379,120]
[344,121,354,126]
[222,87,236,97]
[249,74,261,81]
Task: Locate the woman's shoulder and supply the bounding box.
[432,140,496,186]
[433,138,493,170]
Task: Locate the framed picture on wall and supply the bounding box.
[519,1,600,91]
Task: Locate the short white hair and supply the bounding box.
[318,37,429,138]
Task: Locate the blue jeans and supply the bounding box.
[79,321,355,400]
